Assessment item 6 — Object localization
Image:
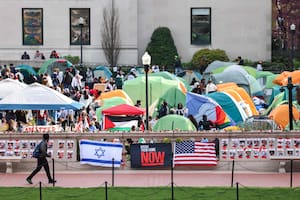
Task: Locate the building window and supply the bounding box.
[191,8,211,45]
[22,8,43,45]
[70,8,91,45]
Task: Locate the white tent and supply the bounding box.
[0,78,27,99]
[0,82,84,110]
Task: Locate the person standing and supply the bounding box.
[205,80,217,94]
[26,133,56,184]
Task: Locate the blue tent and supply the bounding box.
[15,64,37,76]
[93,66,112,79]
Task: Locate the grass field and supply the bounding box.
[1,186,300,200]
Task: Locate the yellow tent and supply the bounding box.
[269,104,299,130]
[96,89,133,105]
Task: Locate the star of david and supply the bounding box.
[94,147,105,158]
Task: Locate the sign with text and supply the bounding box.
[130,143,172,168]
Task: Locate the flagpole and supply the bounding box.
[171,155,174,200]
[112,158,115,187]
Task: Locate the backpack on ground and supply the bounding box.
[32,142,42,158]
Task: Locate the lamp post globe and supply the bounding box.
[142,52,151,131]
[78,17,85,66]
[290,23,296,71]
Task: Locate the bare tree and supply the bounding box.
[101,0,120,67]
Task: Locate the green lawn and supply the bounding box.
[0,187,300,200]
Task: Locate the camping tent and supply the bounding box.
[38,59,73,75]
[15,64,37,76]
[96,96,132,121]
[208,92,249,123]
[152,114,197,131]
[177,70,202,85]
[93,66,112,80]
[123,76,185,108]
[0,78,27,100]
[204,60,235,74]
[0,82,84,110]
[269,104,299,130]
[102,104,145,131]
[96,89,133,105]
[186,92,232,128]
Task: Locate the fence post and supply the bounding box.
[39,181,42,200]
[112,158,114,187]
[290,159,293,188]
[52,158,55,187]
[171,158,174,200]
[231,160,235,187]
[105,181,108,200]
[236,182,239,200]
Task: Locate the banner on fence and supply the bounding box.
[80,140,123,167]
[130,143,172,168]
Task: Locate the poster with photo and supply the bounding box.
[221,150,228,159]
[231,139,239,149]
[0,150,5,157]
[21,150,29,158]
[58,140,65,149]
[67,150,73,159]
[293,138,300,148]
[48,140,54,149]
[14,150,20,157]
[245,149,252,159]
[229,150,236,160]
[6,150,14,156]
[67,140,74,149]
[30,141,37,149]
[269,149,275,156]
[246,139,253,149]
[277,138,283,149]
[21,140,28,149]
[268,138,276,148]
[7,141,14,150]
[57,150,65,159]
[295,149,300,156]
[221,139,228,150]
[261,139,268,148]
[253,139,260,148]
[237,149,244,159]
[239,139,246,149]
[0,140,5,149]
[70,8,90,45]
[252,148,259,159]
[277,148,284,156]
[286,149,294,156]
[15,140,20,150]
[47,150,53,158]
[29,150,34,158]
[260,149,268,159]
[22,8,43,45]
[285,138,291,149]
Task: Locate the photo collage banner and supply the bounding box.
[0,139,77,161]
[220,138,300,160]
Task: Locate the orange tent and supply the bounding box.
[272,70,300,86]
[217,82,259,116]
[269,104,299,129]
[96,89,133,105]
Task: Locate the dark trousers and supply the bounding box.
[27,157,52,181]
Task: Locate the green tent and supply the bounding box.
[123,76,184,108]
[153,114,197,131]
[38,59,73,75]
[96,97,129,121]
[212,65,257,78]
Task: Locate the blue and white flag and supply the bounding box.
[80,140,123,167]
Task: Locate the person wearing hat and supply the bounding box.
[26,133,56,184]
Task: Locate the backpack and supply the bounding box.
[32,142,42,158]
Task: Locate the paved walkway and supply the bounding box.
[1,170,300,188]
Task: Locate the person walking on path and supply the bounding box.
[26,133,56,184]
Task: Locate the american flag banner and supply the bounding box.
[173,141,218,167]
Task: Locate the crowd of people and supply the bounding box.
[0,53,244,133]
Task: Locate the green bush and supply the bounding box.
[146,27,178,67]
[191,48,229,73]
[63,55,80,65]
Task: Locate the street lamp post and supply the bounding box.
[142,52,151,131]
[78,17,85,66]
[290,23,296,71]
[287,76,294,130]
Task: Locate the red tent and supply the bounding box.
[102,104,145,130]
[102,104,145,115]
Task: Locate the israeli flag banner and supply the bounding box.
[80,140,123,167]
